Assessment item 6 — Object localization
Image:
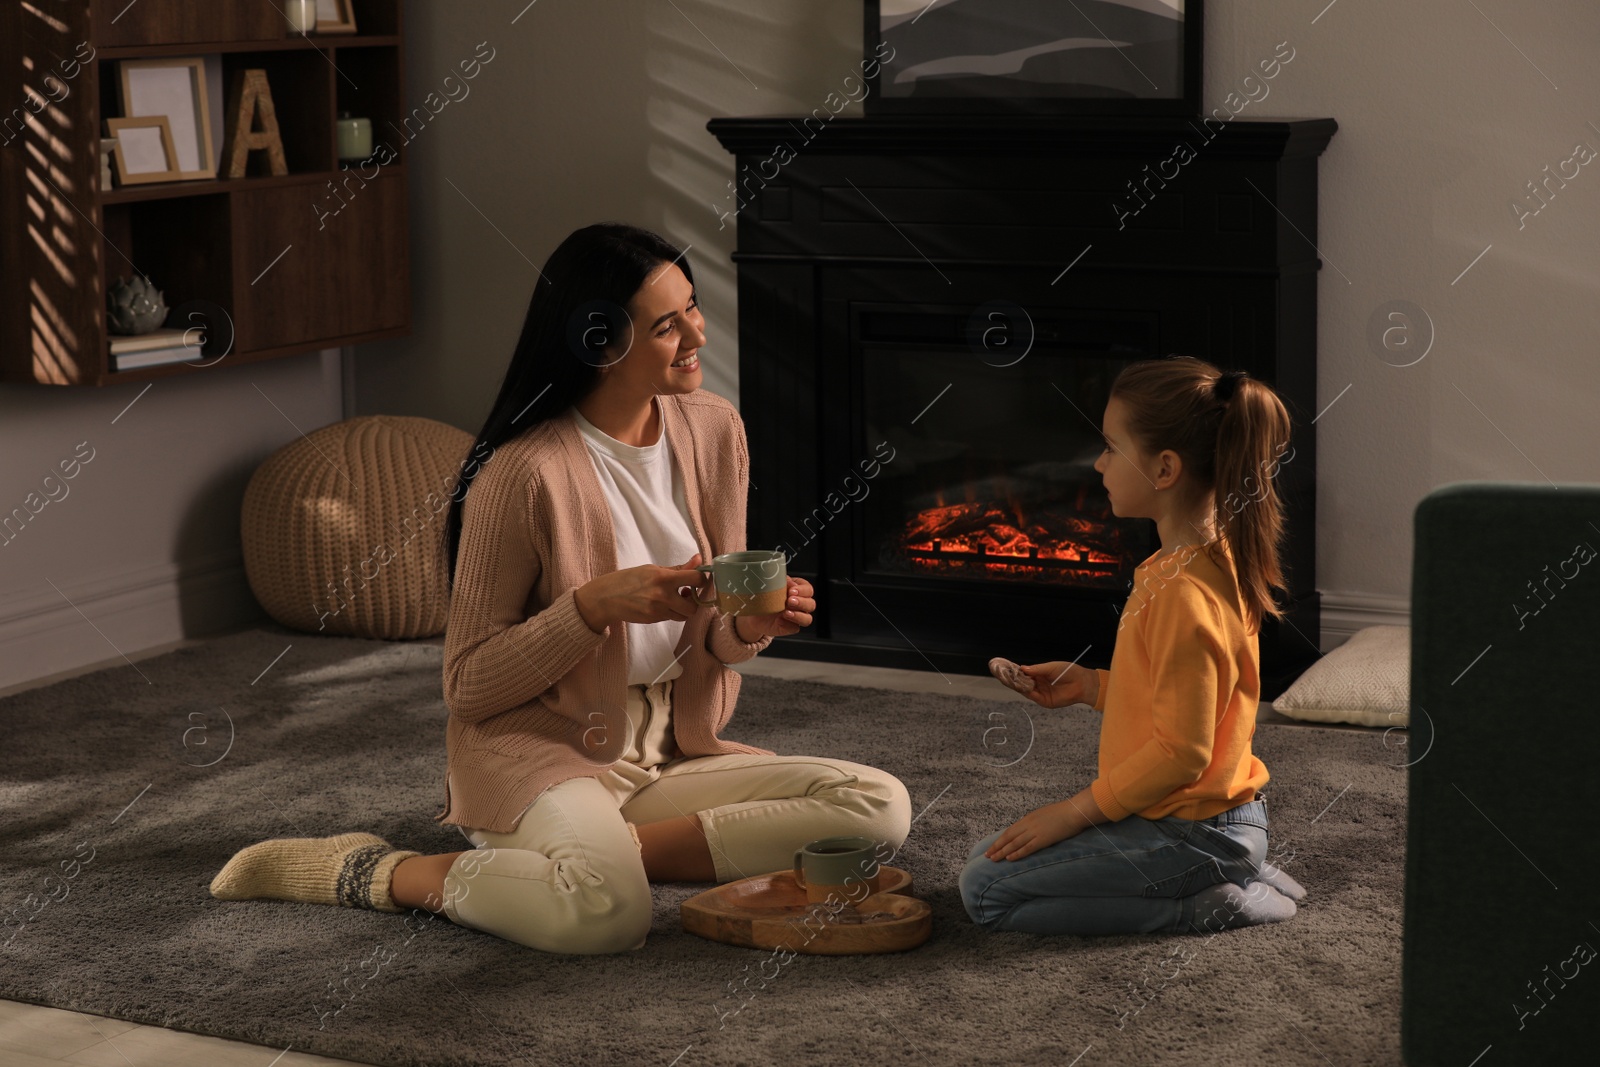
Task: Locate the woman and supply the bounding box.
[210,223,912,953]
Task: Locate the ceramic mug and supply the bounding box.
[793,835,883,905]
[694,549,787,616]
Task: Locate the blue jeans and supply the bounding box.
[959,798,1271,936]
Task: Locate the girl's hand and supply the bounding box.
[574,555,708,632]
[985,799,1090,862]
[1020,661,1100,709]
[732,577,815,642]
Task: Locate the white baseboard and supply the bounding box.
[1318,591,1410,651]
[0,550,266,692]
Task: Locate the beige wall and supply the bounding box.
[354,0,862,422]
[0,351,342,689]
[1225,0,1600,627]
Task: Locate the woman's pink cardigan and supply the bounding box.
[435,390,774,834]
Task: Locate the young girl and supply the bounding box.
[961,356,1307,936]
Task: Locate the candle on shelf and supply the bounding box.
[336,113,373,162]
[286,0,316,33]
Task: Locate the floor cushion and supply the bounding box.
[1270,624,1409,727]
[241,415,475,638]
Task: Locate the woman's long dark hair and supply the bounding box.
[443,222,693,586]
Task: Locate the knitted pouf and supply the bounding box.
[241,415,477,638]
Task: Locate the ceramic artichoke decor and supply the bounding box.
[107,274,169,335]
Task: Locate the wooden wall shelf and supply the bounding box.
[0,0,412,386]
[93,36,403,60]
[98,166,407,206]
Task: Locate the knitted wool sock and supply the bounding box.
[1187,879,1297,934]
[209,832,420,913]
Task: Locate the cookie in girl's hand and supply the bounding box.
[988,657,1035,695]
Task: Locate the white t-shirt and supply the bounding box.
[571,402,701,687]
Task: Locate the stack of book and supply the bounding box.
[109,327,207,371]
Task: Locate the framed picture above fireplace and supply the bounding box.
[863,0,1202,116]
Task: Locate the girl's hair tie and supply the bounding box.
[1213,369,1247,404]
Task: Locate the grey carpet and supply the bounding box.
[0,627,1404,1066]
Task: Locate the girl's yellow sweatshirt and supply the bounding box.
[1088,541,1270,823]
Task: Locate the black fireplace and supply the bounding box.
[709,115,1337,698]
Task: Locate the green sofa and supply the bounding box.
[1403,482,1597,1063]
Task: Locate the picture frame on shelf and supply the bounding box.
[118,57,217,180]
[316,0,359,35]
[105,116,182,186]
[862,0,1203,116]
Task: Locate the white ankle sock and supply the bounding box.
[1255,861,1308,902]
[1188,879,1297,934]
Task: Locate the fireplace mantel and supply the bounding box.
[709,114,1337,697]
[708,115,1337,158]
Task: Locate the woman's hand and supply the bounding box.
[731,576,815,642]
[1020,660,1100,709]
[574,554,708,633]
[985,797,1094,862]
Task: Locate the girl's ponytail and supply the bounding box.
[1211,371,1293,632]
[1110,357,1294,634]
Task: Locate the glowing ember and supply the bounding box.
[893,496,1127,585]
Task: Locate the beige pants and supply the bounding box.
[439,681,912,954]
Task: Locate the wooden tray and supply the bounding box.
[680,866,931,955]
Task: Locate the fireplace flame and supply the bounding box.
[897,495,1123,583]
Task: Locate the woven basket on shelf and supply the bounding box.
[241,415,476,639]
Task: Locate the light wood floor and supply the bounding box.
[0,627,1330,1065]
